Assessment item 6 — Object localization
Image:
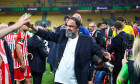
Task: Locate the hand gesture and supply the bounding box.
[15,13,31,30]
[28,53,33,60]
[20,63,26,72]
[122,50,128,66]
[102,50,111,61]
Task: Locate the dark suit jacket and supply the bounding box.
[27,35,48,73]
[47,41,57,66]
[109,31,132,69]
[92,30,106,49]
[37,29,104,84]
[2,38,14,82]
[56,25,62,33]
[101,28,113,39]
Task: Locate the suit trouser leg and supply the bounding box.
[32,72,43,84]
[113,66,121,84]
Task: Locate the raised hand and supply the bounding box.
[122,50,128,66]
[102,50,111,61]
[28,53,33,60]
[14,13,31,30]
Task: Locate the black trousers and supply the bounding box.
[32,72,43,84]
[113,65,122,84]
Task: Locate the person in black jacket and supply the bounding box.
[30,17,110,84]
[89,22,106,49]
[101,21,113,40]
[108,21,134,84]
[27,30,48,84]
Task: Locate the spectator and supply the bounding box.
[117,34,140,84]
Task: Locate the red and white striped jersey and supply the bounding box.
[14,32,30,68]
[0,39,11,84]
[5,33,17,58]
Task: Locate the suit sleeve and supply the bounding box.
[37,47,48,58]
[90,37,103,59]
[16,32,24,46]
[96,31,105,48]
[36,28,59,43]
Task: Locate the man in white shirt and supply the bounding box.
[31,17,110,84]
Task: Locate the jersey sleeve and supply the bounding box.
[15,32,24,46]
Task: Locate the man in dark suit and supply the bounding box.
[89,22,106,49]
[101,21,113,40]
[30,17,110,84]
[27,33,48,84]
[108,22,134,84]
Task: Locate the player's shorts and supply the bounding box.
[24,66,32,78]
[14,68,25,81]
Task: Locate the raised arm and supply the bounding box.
[0,14,31,38]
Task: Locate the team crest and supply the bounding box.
[20,39,23,42]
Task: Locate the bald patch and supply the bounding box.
[72,13,81,21]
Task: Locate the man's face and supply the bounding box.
[111,25,115,31]
[99,25,103,29]
[20,25,29,31]
[102,24,107,29]
[65,19,78,38]
[89,23,96,32]
[133,23,138,28]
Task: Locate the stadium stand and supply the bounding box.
[0,0,36,7]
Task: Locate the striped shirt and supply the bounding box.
[14,32,29,68]
[5,33,17,58]
[0,39,11,84]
